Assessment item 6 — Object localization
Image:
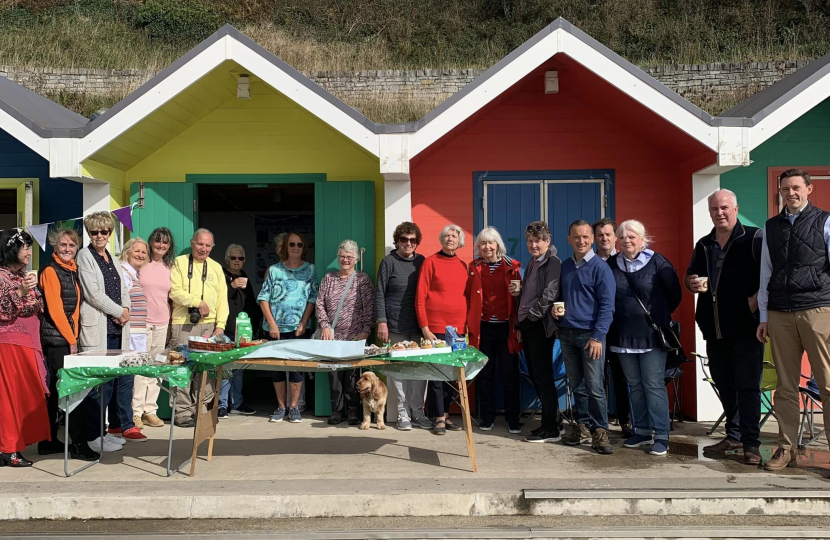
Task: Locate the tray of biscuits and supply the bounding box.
[388,339,452,358]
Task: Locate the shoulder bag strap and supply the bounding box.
[621,258,658,329]
[331,271,357,331]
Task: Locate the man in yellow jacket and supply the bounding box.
[169,228,229,428]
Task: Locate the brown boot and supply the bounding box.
[743,445,761,465]
[763,447,797,471]
[703,437,742,453]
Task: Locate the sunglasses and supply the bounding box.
[89,229,111,237]
[288,242,304,248]
[229,256,245,261]
[398,237,418,245]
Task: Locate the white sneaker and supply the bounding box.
[105,433,126,445]
[89,436,123,452]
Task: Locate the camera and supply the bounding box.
[188,307,202,324]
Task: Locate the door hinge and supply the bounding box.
[604,194,608,210]
[193,199,197,213]
[137,182,145,208]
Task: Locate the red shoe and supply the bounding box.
[122,427,147,443]
[107,427,123,435]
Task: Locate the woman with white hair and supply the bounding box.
[465,227,523,432]
[317,239,375,425]
[416,224,469,435]
[218,243,259,418]
[607,220,682,457]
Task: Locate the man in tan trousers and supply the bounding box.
[757,169,830,470]
[169,228,229,427]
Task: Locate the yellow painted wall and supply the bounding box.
[122,82,385,265]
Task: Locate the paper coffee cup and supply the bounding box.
[25,270,37,280]
[510,280,522,291]
[553,302,565,315]
[698,277,709,292]
[238,277,248,287]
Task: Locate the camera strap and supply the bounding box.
[188,254,208,300]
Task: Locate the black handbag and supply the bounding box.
[621,262,683,353]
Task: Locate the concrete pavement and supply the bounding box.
[0,413,827,519]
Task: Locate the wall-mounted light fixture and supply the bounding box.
[237,74,251,99]
[545,70,559,94]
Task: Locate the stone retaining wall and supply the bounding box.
[0,59,814,106]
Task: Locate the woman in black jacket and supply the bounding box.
[608,220,681,457]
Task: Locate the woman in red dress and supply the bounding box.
[0,228,49,468]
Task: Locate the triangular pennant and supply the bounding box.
[111,206,133,232]
[26,224,49,251]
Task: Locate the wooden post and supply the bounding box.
[456,366,478,473]
[207,365,223,462]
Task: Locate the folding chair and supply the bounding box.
[798,374,825,449]
[693,352,726,435]
[664,364,684,429]
[758,344,777,429]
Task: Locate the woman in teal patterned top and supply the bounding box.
[258,232,318,424]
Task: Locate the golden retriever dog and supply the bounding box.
[356,372,387,430]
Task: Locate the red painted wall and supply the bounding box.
[411,54,716,418]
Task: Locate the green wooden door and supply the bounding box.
[129,182,196,256]
[313,181,375,416]
[129,182,195,419]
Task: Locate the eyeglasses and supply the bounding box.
[288,242,304,248]
[89,229,111,237]
[229,256,245,261]
[398,237,418,245]
[339,256,355,261]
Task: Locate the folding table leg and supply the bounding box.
[63,386,102,477]
[165,388,183,477]
[456,366,478,473]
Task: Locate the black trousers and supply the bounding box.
[477,321,521,425]
[329,369,360,413]
[428,333,456,418]
[706,336,765,448]
[43,343,86,445]
[606,350,631,425]
[519,318,560,433]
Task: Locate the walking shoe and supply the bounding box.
[412,416,433,430]
[105,432,126,445]
[479,422,494,431]
[174,417,195,428]
[347,408,361,426]
[562,423,591,446]
[445,420,463,431]
[624,434,654,448]
[621,422,634,439]
[122,427,147,443]
[397,416,412,431]
[269,407,286,423]
[703,437,742,453]
[38,439,65,455]
[743,445,762,466]
[327,412,344,425]
[764,447,798,470]
[218,407,229,419]
[649,439,668,456]
[433,420,447,435]
[508,423,522,435]
[525,427,561,443]
[231,404,256,415]
[142,413,164,427]
[288,407,303,423]
[88,436,122,452]
[591,428,614,454]
[133,415,144,429]
[69,442,100,462]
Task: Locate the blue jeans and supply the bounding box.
[219,370,244,410]
[617,349,670,440]
[559,328,608,431]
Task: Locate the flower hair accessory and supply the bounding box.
[6,229,23,247]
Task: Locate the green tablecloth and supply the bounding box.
[188,343,270,372]
[57,364,191,399]
[374,347,487,367]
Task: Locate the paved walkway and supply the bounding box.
[0,413,827,519]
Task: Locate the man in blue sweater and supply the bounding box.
[556,220,616,454]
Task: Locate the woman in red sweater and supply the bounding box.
[465,227,522,433]
[416,224,468,435]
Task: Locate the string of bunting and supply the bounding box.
[16,204,135,251]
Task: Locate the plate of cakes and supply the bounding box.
[388,339,452,358]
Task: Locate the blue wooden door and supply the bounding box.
[484,182,542,268]
[546,181,603,259]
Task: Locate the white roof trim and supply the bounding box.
[0,107,48,159]
[79,34,379,162]
[747,69,830,150]
[410,26,718,157]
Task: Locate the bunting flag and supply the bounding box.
[25,224,49,251]
[111,205,133,232]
